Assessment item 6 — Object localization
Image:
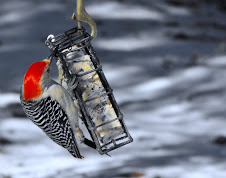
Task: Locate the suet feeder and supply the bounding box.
[45,0,133,155]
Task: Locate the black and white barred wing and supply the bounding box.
[20,95,83,159]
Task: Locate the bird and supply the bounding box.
[20,59,84,158]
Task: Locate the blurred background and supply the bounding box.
[1,0,226,177]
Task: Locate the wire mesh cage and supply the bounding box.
[45,27,133,155]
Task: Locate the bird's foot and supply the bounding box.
[56,60,64,85]
[68,76,79,96]
[76,128,85,144]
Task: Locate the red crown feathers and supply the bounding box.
[23,60,50,101]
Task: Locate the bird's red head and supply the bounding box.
[23,59,50,101]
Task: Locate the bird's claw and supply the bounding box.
[56,60,64,85]
[69,76,79,90]
[67,76,79,97]
[76,128,85,144]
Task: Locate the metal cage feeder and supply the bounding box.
[46,27,133,155]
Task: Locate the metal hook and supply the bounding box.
[72,0,97,39]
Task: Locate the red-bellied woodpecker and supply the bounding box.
[20,59,84,158]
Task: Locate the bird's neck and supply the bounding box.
[40,71,50,88]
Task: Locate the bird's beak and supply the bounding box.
[43,59,51,73]
[43,59,51,64]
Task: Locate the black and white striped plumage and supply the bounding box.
[20,95,82,158]
[20,59,84,158]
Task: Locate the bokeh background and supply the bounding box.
[1,0,226,177]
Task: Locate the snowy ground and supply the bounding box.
[1,0,226,177]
